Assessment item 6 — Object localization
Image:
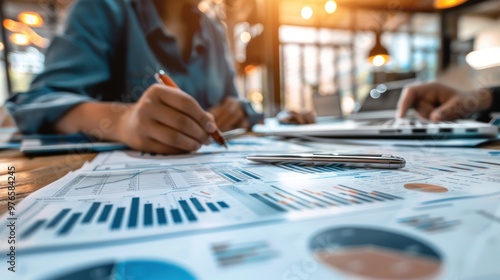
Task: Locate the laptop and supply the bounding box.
[253,80,499,139]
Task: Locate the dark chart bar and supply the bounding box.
[250,193,287,212]
[179,200,198,222]
[58,213,82,235]
[206,202,219,212]
[156,208,167,225]
[128,197,140,228]
[111,207,125,230]
[47,209,71,229]
[223,173,242,182]
[270,185,314,208]
[171,209,183,224]
[82,202,101,224]
[298,191,334,206]
[98,205,113,223]
[471,160,500,167]
[190,198,206,212]
[322,192,351,205]
[144,203,153,226]
[338,185,384,202]
[373,191,404,200]
[239,170,260,180]
[21,220,46,239]
[217,201,229,208]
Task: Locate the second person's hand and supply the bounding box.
[396,82,493,121]
[209,97,249,132]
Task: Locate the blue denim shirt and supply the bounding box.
[6,0,262,133]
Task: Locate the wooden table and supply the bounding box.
[0,150,96,215]
[1,141,499,215]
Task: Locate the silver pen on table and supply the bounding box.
[246,153,406,169]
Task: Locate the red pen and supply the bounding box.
[155,70,228,149]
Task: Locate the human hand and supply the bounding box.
[116,84,217,154]
[277,110,316,124]
[209,97,249,132]
[396,82,493,121]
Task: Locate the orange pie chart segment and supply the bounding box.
[404,183,448,193]
[310,227,442,280]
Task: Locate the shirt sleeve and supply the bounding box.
[5,0,125,134]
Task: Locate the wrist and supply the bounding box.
[474,88,494,112]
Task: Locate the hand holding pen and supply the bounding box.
[155,70,228,149]
[113,71,225,154]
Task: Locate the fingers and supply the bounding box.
[277,110,315,124]
[210,98,247,131]
[147,104,210,145]
[152,84,217,133]
[430,97,467,121]
[396,86,418,118]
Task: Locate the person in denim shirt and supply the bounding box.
[6,0,263,154]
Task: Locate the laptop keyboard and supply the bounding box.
[370,118,456,127]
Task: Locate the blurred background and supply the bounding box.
[1,0,500,118]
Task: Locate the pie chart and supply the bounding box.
[310,227,442,279]
[404,183,448,193]
[49,259,197,280]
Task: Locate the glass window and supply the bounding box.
[1,0,70,99]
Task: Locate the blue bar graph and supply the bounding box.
[179,200,197,222]
[206,202,219,212]
[128,197,139,228]
[250,193,287,212]
[111,207,125,230]
[223,173,242,182]
[58,213,82,235]
[217,201,229,208]
[82,202,101,224]
[98,205,113,223]
[144,203,153,226]
[298,191,334,206]
[156,208,167,225]
[190,198,206,212]
[239,170,260,180]
[21,220,46,239]
[171,209,183,224]
[46,209,70,229]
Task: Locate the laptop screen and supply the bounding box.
[357,79,415,113]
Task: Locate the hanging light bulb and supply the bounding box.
[433,0,468,9]
[325,0,337,14]
[301,6,313,20]
[367,32,390,67]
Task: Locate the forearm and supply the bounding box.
[54,102,131,142]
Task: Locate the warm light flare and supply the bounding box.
[0,42,4,51]
[301,6,313,20]
[466,48,500,69]
[325,0,337,14]
[10,33,30,46]
[197,1,210,13]
[18,11,44,27]
[369,54,390,67]
[240,31,251,43]
[433,0,468,9]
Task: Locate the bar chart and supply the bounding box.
[20,195,234,240]
[221,183,404,215]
